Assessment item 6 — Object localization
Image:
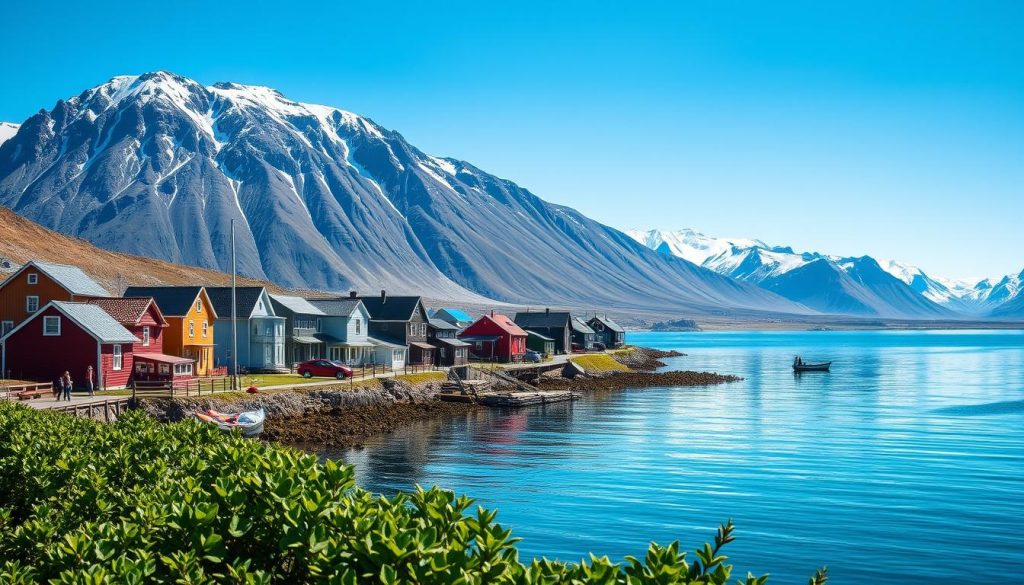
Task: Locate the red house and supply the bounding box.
[458,312,528,363]
[88,297,194,382]
[1,301,138,390]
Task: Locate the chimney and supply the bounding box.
[380,289,387,303]
[490,310,495,318]
[349,291,357,299]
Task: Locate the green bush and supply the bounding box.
[0,403,825,584]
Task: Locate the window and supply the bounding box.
[195,299,203,314]
[26,296,39,313]
[159,364,170,375]
[393,349,402,362]
[112,345,123,370]
[202,321,208,337]
[43,316,61,336]
[1,321,13,335]
[354,319,361,335]
[439,347,448,358]
[188,321,195,337]
[475,341,483,350]
[142,326,150,346]
[27,273,38,285]
[316,318,322,333]
[173,363,192,375]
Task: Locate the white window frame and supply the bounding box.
[195,299,202,314]
[354,319,361,335]
[188,320,195,337]
[159,363,170,375]
[42,316,61,336]
[112,345,123,371]
[27,273,38,285]
[1,320,13,335]
[142,326,150,346]
[202,321,209,337]
[26,296,39,313]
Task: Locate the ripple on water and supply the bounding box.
[330,330,1024,584]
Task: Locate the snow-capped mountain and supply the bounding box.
[0,72,809,316]
[0,123,19,146]
[630,229,967,318]
[632,228,1024,318]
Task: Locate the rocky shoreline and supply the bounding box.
[138,347,738,449]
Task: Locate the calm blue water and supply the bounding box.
[332,330,1024,583]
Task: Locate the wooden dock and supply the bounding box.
[477,390,579,407]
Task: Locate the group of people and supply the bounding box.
[52,366,95,401]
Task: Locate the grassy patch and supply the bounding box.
[570,353,631,373]
[241,373,312,387]
[393,372,446,385]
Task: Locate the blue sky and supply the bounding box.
[1,1,1021,279]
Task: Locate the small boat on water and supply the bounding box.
[195,408,265,437]
[792,357,831,372]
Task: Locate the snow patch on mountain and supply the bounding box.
[0,123,18,146]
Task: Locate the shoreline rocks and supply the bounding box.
[138,349,738,450]
[612,346,686,371]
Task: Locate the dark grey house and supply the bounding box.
[571,317,597,350]
[357,291,433,366]
[587,315,625,348]
[513,310,572,354]
[427,318,469,366]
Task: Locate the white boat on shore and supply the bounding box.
[195,408,265,437]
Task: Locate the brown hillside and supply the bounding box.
[0,206,281,294]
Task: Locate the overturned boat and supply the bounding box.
[195,408,265,437]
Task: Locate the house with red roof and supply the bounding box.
[458,312,528,363]
[88,297,195,382]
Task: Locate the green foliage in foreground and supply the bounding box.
[0,404,826,584]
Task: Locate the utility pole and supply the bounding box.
[231,219,239,391]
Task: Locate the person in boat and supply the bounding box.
[794,356,801,367]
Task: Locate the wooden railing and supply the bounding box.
[1,382,54,401]
[131,377,235,399]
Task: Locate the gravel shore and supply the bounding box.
[140,349,738,449]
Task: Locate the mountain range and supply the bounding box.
[628,229,1024,319]
[0,72,807,318]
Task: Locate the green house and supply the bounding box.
[525,330,555,356]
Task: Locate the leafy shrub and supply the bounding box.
[0,403,824,584]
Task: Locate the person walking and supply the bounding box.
[85,365,95,397]
[61,371,72,402]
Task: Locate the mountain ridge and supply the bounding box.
[629,228,1021,318]
[0,72,809,318]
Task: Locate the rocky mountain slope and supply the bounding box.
[0,206,275,294]
[0,72,807,317]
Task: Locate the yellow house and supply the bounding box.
[123,286,218,375]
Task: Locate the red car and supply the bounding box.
[296,360,353,379]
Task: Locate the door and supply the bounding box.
[264,344,272,367]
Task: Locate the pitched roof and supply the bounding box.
[123,286,209,317]
[428,318,459,331]
[432,308,473,322]
[50,301,138,343]
[487,313,528,336]
[204,287,269,319]
[15,261,111,297]
[87,297,166,327]
[571,317,596,334]
[514,311,572,329]
[307,298,364,317]
[358,295,423,321]
[270,294,325,316]
[525,330,555,341]
[589,315,624,333]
